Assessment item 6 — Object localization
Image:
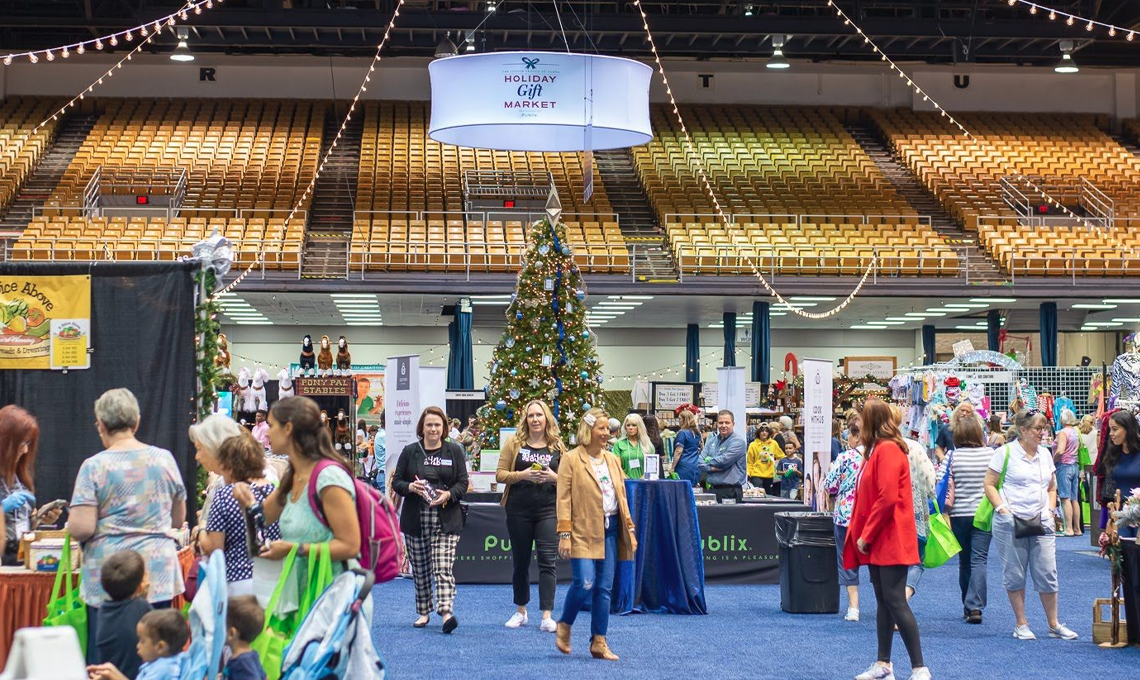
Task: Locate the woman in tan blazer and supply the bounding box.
[554,408,637,661]
[495,400,563,631]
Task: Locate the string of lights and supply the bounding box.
[1007,0,1136,40]
[1,0,222,65]
[21,3,196,137]
[827,0,1102,232]
[630,0,874,320]
[213,0,405,299]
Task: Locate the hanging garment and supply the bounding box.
[1053,395,1076,432]
[1039,393,1055,429]
[1109,353,1140,405]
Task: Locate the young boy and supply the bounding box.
[225,596,267,680]
[776,449,803,500]
[94,550,152,679]
[88,610,189,680]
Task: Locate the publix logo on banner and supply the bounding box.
[502,56,560,114]
[701,533,775,562]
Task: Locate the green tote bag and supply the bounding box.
[252,544,300,680]
[42,534,87,654]
[923,497,962,569]
[973,444,1010,532]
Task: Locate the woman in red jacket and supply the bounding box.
[844,399,931,680]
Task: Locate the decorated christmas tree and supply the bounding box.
[479,188,605,448]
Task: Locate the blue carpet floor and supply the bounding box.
[369,536,1139,679]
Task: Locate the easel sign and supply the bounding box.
[652,381,696,411]
[844,356,897,380]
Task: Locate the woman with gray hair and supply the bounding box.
[984,409,1077,641]
[67,388,187,661]
[188,414,243,528]
[1052,409,1082,537]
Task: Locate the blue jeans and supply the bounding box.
[559,520,618,637]
[906,536,927,592]
[834,524,860,586]
[949,514,991,612]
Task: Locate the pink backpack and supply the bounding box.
[307,459,403,583]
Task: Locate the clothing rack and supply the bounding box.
[895,365,1101,418]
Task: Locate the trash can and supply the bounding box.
[775,512,839,614]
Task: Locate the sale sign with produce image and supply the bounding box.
[0,275,91,369]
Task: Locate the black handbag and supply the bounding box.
[1013,514,1048,539]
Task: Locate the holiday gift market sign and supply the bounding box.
[0,275,91,370]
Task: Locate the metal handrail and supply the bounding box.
[352,209,619,225]
[669,243,969,282]
[664,212,935,228]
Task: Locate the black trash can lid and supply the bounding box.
[775,512,835,547]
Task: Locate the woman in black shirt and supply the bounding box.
[496,400,563,632]
[393,406,469,633]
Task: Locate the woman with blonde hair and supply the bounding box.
[612,413,651,480]
[671,409,702,484]
[1053,409,1082,537]
[496,400,563,631]
[555,408,637,661]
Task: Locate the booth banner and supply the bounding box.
[652,381,696,411]
[385,355,420,481]
[700,381,764,409]
[428,51,653,152]
[353,365,386,427]
[454,501,802,585]
[802,358,834,511]
[295,376,356,397]
[0,275,90,370]
[717,367,747,440]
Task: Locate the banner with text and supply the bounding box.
[801,358,834,511]
[385,355,420,482]
[0,275,91,370]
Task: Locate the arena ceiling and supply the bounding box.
[4,0,1140,67]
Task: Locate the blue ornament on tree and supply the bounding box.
[580,370,589,380]
[506,337,515,348]
[539,244,550,255]
[561,244,571,256]
[507,409,514,420]
[510,368,518,376]
[596,373,604,384]
[575,289,586,301]
[510,388,520,400]
[515,311,523,320]
[582,402,591,411]
[495,400,507,411]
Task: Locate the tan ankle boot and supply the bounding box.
[555,622,572,654]
[590,635,619,661]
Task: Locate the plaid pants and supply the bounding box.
[404,506,460,616]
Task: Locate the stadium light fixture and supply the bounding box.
[435,31,457,59]
[1055,40,1079,73]
[744,4,754,17]
[767,35,790,70]
[170,27,194,62]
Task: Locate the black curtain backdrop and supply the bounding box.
[0,262,199,517]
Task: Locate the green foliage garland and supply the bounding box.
[193,267,223,497]
[479,216,605,446]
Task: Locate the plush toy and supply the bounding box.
[277,367,294,399]
[237,367,257,417]
[317,334,334,371]
[300,335,316,371]
[320,409,331,435]
[215,333,231,369]
[336,335,352,370]
[334,408,352,451]
[251,367,269,411]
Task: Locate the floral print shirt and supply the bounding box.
[824,447,863,527]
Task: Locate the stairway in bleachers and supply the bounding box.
[594,149,677,281]
[302,105,363,279]
[0,114,97,232]
[845,122,1007,285]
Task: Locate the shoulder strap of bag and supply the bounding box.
[998,443,1011,488]
[306,459,339,527]
[50,533,73,604]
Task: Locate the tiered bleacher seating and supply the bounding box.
[47,99,323,215]
[872,110,1140,228]
[634,105,916,221]
[0,98,58,217]
[349,217,629,273]
[669,217,959,277]
[11,215,304,269]
[353,101,626,273]
[976,217,1140,277]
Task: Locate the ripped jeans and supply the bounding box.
[558,520,619,637]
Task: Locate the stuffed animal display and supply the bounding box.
[237,367,255,414]
[277,367,294,399]
[317,334,334,370]
[250,368,269,411]
[300,334,316,370]
[334,408,352,451]
[215,333,231,369]
[336,335,352,369]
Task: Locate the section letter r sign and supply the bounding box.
[200,67,216,82]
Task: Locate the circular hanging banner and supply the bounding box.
[428,51,653,152]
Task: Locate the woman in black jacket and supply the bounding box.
[393,406,469,633]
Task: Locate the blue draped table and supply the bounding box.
[612,479,707,615]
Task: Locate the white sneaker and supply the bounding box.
[539,617,557,633]
[504,612,528,628]
[1012,624,1036,640]
[845,607,860,622]
[855,663,895,680]
[1049,623,1078,640]
[909,668,932,680]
